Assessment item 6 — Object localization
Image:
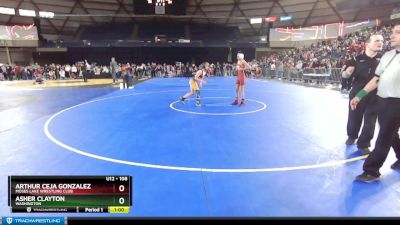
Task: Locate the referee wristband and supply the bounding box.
[355,89,368,99]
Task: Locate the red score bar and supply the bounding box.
[9,176,131,196]
[13,183,130,195]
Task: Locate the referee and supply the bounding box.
[350,22,400,183]
[342,34,384,154]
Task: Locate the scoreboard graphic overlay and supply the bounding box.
[8,176,132,214]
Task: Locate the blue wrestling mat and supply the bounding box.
[1,77,399,217]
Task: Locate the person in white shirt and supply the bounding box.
[60,67,65,79]
[110,57,118,84]
[270,62,276,78]
[71,65,77,78]
[65,64,71,78]
[95,66,101,76]
[83,59,90,82]
[350,22,400,183]
[102,66,109,74]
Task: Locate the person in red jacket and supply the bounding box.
[232,51,251,106]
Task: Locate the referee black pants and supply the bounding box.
[347,91,379,148]
[363,97,400,177]
[83,71,89,82]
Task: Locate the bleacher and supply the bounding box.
[190,24,238,45]
[80,24,133,40]
[138,22,185,40]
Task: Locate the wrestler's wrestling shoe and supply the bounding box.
[196,99,201,107]
[180,97,186,104]
[239,99,245,107]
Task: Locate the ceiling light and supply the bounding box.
[19,9,36,17]
[0,7,15,15]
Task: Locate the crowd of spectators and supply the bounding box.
[0,24,394,86]
[261,24,394,78]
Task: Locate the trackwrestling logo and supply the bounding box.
[2,217,64,225]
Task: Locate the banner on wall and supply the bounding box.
[0,24,39,47]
